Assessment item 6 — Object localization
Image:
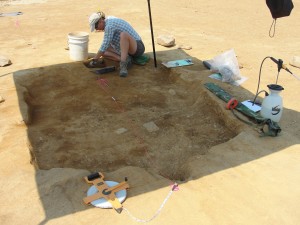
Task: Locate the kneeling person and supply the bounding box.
[89,12,145,77]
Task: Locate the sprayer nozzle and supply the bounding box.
[270,57,281,64]
[285,67,292,74]
[270,56,294,74]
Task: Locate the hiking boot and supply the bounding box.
[119,61,128,77]
[119,56,132,77]
[126,55,132,68]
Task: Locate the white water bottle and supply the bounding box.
[260,84,284,122]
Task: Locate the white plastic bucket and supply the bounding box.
[68,31,89,61]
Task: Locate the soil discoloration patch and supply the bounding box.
[17,62,239,180]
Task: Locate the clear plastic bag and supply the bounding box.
[210,49,242,83]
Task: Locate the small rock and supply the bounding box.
[115,128,128,134]
[143,121,159,132]
[177,45,192,50]
[168,89,176,95]
[157,35,175,47]
[289,56,300,68]
[0,55,12,67]
[0,96,5,103]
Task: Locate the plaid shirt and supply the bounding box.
[100,16,142,55]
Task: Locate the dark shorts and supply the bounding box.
[130,40,145,57]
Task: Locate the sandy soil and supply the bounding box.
[0,0,300,224]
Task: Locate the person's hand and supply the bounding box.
[89,58,98,67]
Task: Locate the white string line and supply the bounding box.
[123,184,178,223]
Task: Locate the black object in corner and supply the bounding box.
[266,0,294,19]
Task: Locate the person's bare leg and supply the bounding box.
[120,32,137,62]
[119,32,137,77]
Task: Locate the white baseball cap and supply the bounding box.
[89,12,105,32]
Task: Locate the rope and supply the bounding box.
[230,107,254,127]
[123,183,179,223]
[269,19,276,38]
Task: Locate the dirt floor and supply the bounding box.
[0,0,300,225]
[19,58,240,180]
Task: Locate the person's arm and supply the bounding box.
[93,30,111,61]
[93,20,115,61]
[93,24,113,61]
[93,51,104,60]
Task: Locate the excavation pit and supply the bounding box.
[17,59,240,181]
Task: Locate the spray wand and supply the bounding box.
[252,56,299,105]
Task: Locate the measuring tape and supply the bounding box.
[123,183,179,223]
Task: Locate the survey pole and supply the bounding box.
[147,0,157,67]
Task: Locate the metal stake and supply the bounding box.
[147,0,157,67]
